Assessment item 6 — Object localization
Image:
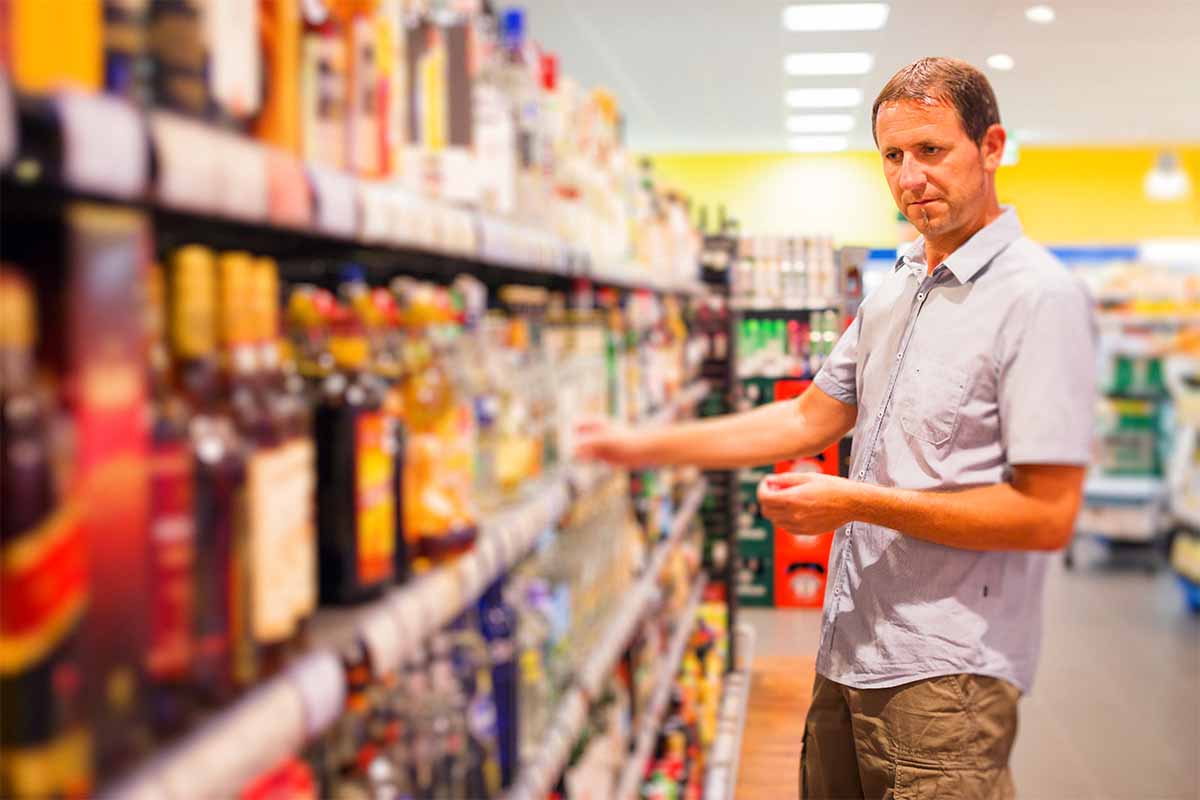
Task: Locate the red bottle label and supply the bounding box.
[147,442,195,679]
[0,504,88,674]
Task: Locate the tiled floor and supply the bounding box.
[737,551,1200,799]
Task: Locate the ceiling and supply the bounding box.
[517,0,1200,152]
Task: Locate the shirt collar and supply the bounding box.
[893,206,1024,283]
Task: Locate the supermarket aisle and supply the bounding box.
[737,557,1200,800]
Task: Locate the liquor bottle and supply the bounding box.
[168,245,249,707]
[7,0,103,93]
[256,0,303,153]
[478,577,518,789]
[148,0,211,118]
[104,0,150,102]
[0,267,91,800]
[206,0,262,129]
[344,0,383,176]
[395,281,477,565]
[245,257,317,670]
[66,204,152,777]
[301,0,348,168]
[314,306,396,604]
[144,263,197,738]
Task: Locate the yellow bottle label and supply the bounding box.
[356,412,395,585]
[169,245,216,359]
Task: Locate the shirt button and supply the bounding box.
[917,292,926,301]
[858,471,866,479]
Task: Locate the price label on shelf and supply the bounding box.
[265,148,312,228]
[216,134,268,222]
[284,651,346,739]
[359,603,404,676]
[152,112,219,214]
[357,181,390,243]
[307,165,357,238]
[388,585,427,650]
[56,91,147,199]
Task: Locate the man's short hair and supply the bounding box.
[871,57,1001,146]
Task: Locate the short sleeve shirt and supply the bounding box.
[812,207,1097,693]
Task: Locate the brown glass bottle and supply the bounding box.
[0,267,91,800]
[315,310,396,605]
[144,263,197,738]
[244,257,317,671]
[168,245,250,707]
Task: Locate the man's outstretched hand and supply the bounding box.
[573,418,647,467]
[757,471,857,536]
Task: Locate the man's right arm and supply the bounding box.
[574,385,857,470]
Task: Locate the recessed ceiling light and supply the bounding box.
[785,52,874,76]
[785,88,864,108]
[782,3,890,31]
[1025,5,1055,23]
[786,114,856,133]
[788,135,850,153]
[986,53,1015,71]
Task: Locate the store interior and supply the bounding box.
[0,2,1197,799]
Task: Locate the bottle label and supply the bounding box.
[247,438,315,642]
[356,412,395,585]
[0,505,87,675]
[147,441,195,679]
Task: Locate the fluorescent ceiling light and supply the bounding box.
[786,113,856,133]
[785,52,874,76]
[986,53,1015,71]
[789,135,849,152]
[1025,5,1055,23]
[785,87,864,108]
[782,3,890,31]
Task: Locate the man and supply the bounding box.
[576,57,1096,798]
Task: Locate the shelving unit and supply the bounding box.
[504,480,708,800]
[702,624,756,800]
[98,382,710,800]
[613,574,708,800]
[0,85,705,298]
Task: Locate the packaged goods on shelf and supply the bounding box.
[0,0,706,288]
[0,226,716,796]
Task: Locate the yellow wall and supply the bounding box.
[649,146,1200,248]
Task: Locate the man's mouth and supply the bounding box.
[909,199,940,206]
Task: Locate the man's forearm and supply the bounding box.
[634,399,838,470]
[849,477,1079,552]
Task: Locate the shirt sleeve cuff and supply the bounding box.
[814,372,857,406]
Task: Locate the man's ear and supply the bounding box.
[980,124,1006,172]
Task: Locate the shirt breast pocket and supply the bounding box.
[900,362,969,446]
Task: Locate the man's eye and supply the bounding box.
[886,151,902,161]
[923,146,940,155]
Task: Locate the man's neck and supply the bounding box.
[923,201,1004,274]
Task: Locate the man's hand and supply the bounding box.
[573,418,647,467]
[757,471,857,536]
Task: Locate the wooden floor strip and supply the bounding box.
[734,656,816,800]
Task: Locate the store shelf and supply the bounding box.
[0,85,702,296]
[614,574,708,800]
[506,479,708,800]
[101,383,708,800]
[703,623,757,800]
[645,379,712,427]
[733,304,841,316]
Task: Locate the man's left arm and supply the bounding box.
[759,464,1085,551]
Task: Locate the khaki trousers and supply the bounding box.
[800,673,1021,800]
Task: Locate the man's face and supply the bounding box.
[875,98,1001,242]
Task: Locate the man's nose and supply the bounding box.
[898,153,926,193]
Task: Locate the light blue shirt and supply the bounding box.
[812,207,1097,692]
